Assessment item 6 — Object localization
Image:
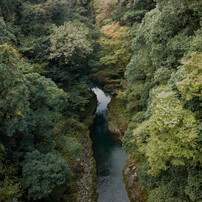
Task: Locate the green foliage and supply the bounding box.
[0,42,84,201]
[113,0,155,25]
[0,0,21,21]
[0,17,6,44]
[2,0,201,201]
[94,21,132,93]
[177,52,202,101]
[185,166,202,201]
[122,111,146,155]
[0,144,22,201]
[99,22,131,68]
[50,22,92,64]
[56,136,82,158]
[125,0,202,112]
[25,73,69,113]
[136,163,202,202]
[123,1,202,201]
[22,150,70,200]
[153,67,173,85]
[0,43,19,66]
[0,44,30,137]
[126,86,200,174]
[146,86,199,174]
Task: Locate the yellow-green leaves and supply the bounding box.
[99,22,131,68]
[132,120,150,157]
[177,52,202,101]
[130,86,199,175]
[146,86,198,175]
[0,43,19,67]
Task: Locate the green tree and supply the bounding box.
[22,150,70,200]
[0,44,30,137]
[177,52,202,101]
[147,86,199,174]
[50,22,92,64]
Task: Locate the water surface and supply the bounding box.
[91,87,129,202]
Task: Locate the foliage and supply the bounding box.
[50,22,92,64]
[95,0,116,26]
[122,111,146,155]
[136,163,202,202]
[146,86,199,174]
[1,0,201,201]
[22,150,70,200]
[94,18,132,92]
[99,22,131,67]
[0,144,22,201]
[123,0,202,200]
[177,52,202,101]
[113,0,155,25]
[0,44,30,137]
[0,17,6,44]
[0,42,85,201]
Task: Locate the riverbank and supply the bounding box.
[64,93,98,202]
[107,96,148,202]
[123,154,148,202]
[108,96,130,143]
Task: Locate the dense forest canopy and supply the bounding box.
[94,0,201,201]
[0,0,201,201]
[0,0,98,200]
[119,0,202,201]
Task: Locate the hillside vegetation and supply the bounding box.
[0,0,98,201]
[94,0,201,201]
[0,0,201,201]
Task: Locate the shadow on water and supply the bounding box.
[91,87,130,202]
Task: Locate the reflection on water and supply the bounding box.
[91,87,130,202]
[92,87,111,113]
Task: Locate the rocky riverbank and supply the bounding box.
[123,154,148,202]
[64,93,98,202]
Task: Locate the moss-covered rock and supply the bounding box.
[123,154,149,202]
[108,96,130,143]
[64,93,98,202]
[90,66,124,94]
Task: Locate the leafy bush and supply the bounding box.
[50,22,92,64]
[22,150,70,200]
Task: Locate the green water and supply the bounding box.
[91,87,130,202]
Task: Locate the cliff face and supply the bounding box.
[71,128,97,202]
[123,154,148,202]
[64,94,98,202]
[108,96,130,143]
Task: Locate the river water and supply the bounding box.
[91,87,130,202]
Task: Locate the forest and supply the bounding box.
[0,0,201,201]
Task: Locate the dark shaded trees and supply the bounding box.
[0,0,96,200]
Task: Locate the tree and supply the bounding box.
[146,86,199,175]
[50,22,92,64]
[22,150,70,200]
[0,43,81,201]
[113,0,155,25]
[0,144,22,201]
[0,44,30,137]
[177,52,202,101]
[99,22,131,67]
[95,0,116,26]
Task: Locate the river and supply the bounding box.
[91,87,130,202]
